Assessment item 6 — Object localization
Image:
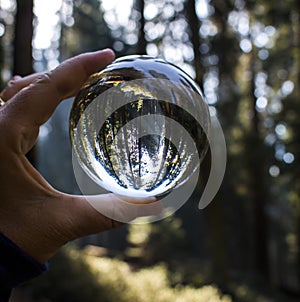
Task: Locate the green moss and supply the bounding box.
[27,245,231,302]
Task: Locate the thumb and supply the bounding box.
[62,193,163,237]
[86,194,163,223]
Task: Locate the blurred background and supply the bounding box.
[0,0,299,301]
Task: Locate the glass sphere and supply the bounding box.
[70,55,210,197]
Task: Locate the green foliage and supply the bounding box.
[27,245,231,302]
[60,0,115,59]
[27,246,106,302]
[126,215,186,263]
[3,0,299,299]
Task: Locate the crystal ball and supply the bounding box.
[69,55,210,197]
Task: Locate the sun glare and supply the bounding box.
[33,0,62,49]
[101,0,133,27]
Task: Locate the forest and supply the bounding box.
[0,0,299,301]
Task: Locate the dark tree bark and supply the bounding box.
[184,0,229,287]
[294,0,300,291]
[184,0,203,89]
[13,0,34,76]
[13,0,35,164]
[248,54,269,281]
[135,0,147,55]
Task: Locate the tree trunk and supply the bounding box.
[293,0,300,291]
[135,0,147,55]
[248,54,269,281]
[184,0,203,89]
[13,0,34,76]
[13,0,35,164]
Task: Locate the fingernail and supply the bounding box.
[147,196,158,202]
[101,48,115,58]
[102,48,114,53]
[12,75,22,80]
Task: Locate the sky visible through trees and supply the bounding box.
[0,0,299,301]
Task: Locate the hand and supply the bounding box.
[0,49,161,264]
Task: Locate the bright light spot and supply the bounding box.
[255,72,268,84]
[162,5,175,19]
[209,106,217,117]
[0,0,15,10]
[237,15,249,35]
[179,63,195,79]
[256,96,268,110]
[228,11,249,35]
[240,39,252,53]
[264,134,276,145]
[170,19,188,39]
[269,100,282,114]
[163,45,182,62]
[258,49,269,60]
[0,23,5,36]
[64,17,74,27]
[275,123,286,137]
[254,32,269,48]
[146,43,158,57]
[125,33,138,45]
[269,165,280,177]
[33,49,43,61]
[204,72,219,105]
[39,124,52,140]
[113,41,124,52]
[103,11,118,30]
[47,59,59,70]
[203,71,219,105]
[205,92,218,104]
[1,69,11,82]
[281,80,294,96]
[33,61,44,72]
[283,152,294,164]
[196,0,209,19]
[235,0,245,10]
[101,0,115,10]
[200,43,210,54]
[206,54,219,65]
[144,3,158,20]
[264,25,276,36]
[200,20,218,37]
[204,76,219,90]
[182,45,194,61]
[59,0,74,27]
[145,22,165,40]
[34,0,62,49]
[101,0,133,27]
[173,1,184,12]
[275,144,285,160]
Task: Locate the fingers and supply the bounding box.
[63,193,163,237]
[4,49,115,127]
[0,49,115,154]
[86,194,162,222]
[0,73,43,102]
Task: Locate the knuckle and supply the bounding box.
[1,81,19,100]
[34,72,53,86]
[31,71,61,96]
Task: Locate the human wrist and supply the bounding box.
[0,232,48,288]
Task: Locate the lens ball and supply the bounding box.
[70,55,210,197]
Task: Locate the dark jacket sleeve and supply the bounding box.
[0,233,48,302]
